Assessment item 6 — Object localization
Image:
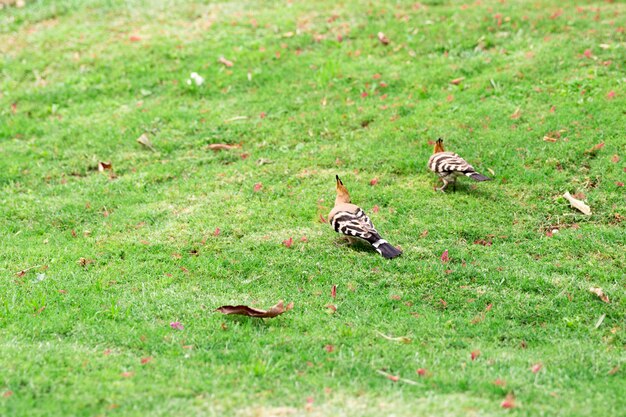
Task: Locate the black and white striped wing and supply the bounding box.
[428,152,475,175]
[331,208,379,240]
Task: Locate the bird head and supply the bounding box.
[335,175,351,204]
[433,138,445,154]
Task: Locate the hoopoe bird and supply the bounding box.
[328,175,402,259]
[428,138,491,192]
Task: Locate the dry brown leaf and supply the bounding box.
[377,32,390,45]
[218,56,234,67]
[207,143,241,151]
[543,136,557,142]
[585,142,605,154]
[589,287,610,303]
[137,133,156,151]
[450,77,465,85]
[563,191,591,215]
[215,300,293,318]
[98,161,112,172]
[510,107,522,119]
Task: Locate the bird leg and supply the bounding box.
[436,178,449,193]
[335,236,357,246]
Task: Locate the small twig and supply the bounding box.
[224,116,248,123]
[15,265,43,276]
[376,370,419,385]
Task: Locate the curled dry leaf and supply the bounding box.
[207,143,241,151]
[585,142,605,154]
[137,133,156,151]
[589,287,610,303]
[218,56,234,67]
[216,300,293,318]
[98,161,112,172]
[563,191,591,215]
[377,32,390,45]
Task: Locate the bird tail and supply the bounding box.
[370,237,402,259]
[465,172,491,181]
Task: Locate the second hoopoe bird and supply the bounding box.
[428,138,491,192]
[328,175,402,259]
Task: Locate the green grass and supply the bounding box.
[1,0,625,415]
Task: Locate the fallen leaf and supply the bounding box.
[253,183,263,192]
[563,191,591,215]
[324,344,334,353]
[283,237,293,248]
[325,304,337,313]
[136,133,155,151]
[420,230,429,238]
[589,287,610,303]
[607,91,616,100]
[608,365,620,375]
[216,300,293,318]
[331,285,336,298]
[510,107,522,119]
[531,363,543,373]
[300,236,308,242]
[377,32,390,45]
[372,205,380,213]
[141,357,153,365]
[471,350,480,360]
[543,136,557,142]
[213,227,220,236]
[473,239,492,246]
[170,321,184,330]
[376,331,411,344]
[369,178,378,186]
[440,250,450,263]
[98,161,112,172]
[450,77,465,85]
[218,56,234,67]
[611,155,619,163]
[207,143,241,151]
[501,393,516,409]
[617,182,624,187]
[121,371,134,378]
[129,35,141,42]
[583,49,592,58]
[585,142,605,154]
[416,368,427,376]
[2,390,13,398]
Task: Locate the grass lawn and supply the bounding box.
[1,0,625,415]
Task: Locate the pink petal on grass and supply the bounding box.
[531,363,543,373]
[170,321,184,330]
[372,205,380,213]
[283,237,293,248]
[253,183,263,192]
[471,350,481,361]
[583,49,592,58]
[440,250,450,263]
[607,91,616,100]
[213,227,220,236]
[369,178,378,186]
[416,368,427,376]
